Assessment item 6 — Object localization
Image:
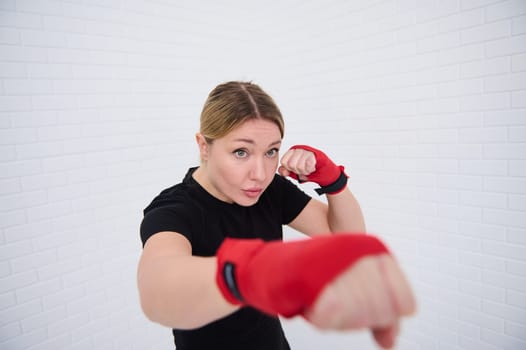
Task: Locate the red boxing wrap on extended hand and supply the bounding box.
[289,145,348,194]
[216,234,390,318]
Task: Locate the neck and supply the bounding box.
[192,165,205,185]
[192,165,213,196]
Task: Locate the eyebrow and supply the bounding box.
[233,138,282,147]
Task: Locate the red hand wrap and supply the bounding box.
[289,145,348,194]
[216,234,390,317]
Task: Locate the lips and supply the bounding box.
[243,188,263,198]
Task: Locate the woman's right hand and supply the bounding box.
[215,233,417,346]
[303,253,416,349]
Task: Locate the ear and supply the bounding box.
[195,133,209,161]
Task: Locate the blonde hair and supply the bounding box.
[200,81,284,143]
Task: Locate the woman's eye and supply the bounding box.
[234,149,248,158]
[266,148,279,157]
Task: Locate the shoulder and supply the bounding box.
[140,170,205,246]
[143,182,192,215]
[143,168,202,215]
[267,173,299,192]
[263,173,311,202]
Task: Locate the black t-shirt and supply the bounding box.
[140,167,311,350]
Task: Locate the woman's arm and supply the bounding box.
[326,186,366,232]
[288,189,365,237]
[280,145,365,236]
[137,231,239,329]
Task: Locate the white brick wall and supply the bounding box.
[1,1,525,349]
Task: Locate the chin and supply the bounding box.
[234,197,260,207]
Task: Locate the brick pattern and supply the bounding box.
[274,1,526,349]
[1,1,525,349]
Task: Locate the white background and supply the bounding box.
[1,0,526,349]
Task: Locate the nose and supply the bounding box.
[249,157,266,182]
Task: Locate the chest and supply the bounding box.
[191,201,283,256]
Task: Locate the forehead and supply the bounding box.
[225,119,282,140]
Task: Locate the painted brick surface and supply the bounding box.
[1,1,525,349]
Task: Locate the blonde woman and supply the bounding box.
[137,81,416,350]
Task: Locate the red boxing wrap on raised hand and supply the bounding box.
[216,234,390,318]
[288,145,348,194]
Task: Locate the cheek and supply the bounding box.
[216,162,243,184]
[268,157,279,172]
[226,166,243,181]
[213,157,278,187]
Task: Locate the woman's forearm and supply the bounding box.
[327,188,366,233]
[137,254,238,329]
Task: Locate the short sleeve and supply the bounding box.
[272,175,311,224]
[140,205,193,246]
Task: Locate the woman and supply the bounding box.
[138,81,415,349]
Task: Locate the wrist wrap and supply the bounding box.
[289,145,348,195]
[216,234,390,317]
[314,170,348,195]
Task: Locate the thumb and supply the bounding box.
[278,166,307,182]
[372,323,399,349]
[278,165,296,179]
[279,166,303,181]
[278,166,291,177]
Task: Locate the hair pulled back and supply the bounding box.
[200,81,284,143]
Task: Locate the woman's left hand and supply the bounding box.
[278,146,317,182]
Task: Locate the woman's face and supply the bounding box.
[197,118,282,206]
